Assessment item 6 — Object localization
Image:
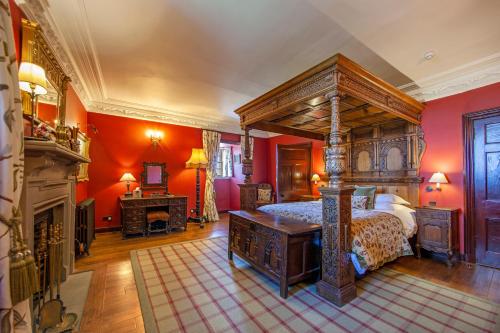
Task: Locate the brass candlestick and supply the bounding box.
[55,124,69,147]
[70,126,80,153]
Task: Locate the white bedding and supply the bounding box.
[258,200,417,238]
[258,200,417,275]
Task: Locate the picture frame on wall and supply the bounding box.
[77,132,91,182]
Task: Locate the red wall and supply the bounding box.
[420,82,500,253]
[267,135,325,197]
[214,179,231,211]
[87,113,206,229]
[87,117,269,228]
[9,0,23,63]
[227,138,268,210]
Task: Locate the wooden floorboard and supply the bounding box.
[75,213,499,332]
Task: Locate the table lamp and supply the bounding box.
[427,172,448,192]
[18,62,48,137]
[120,172,136,197]
[311,173,320,185]
[185,148,208,222]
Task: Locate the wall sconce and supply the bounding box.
[146,130,163,150]
[311,173,320,184]
[426,172,448,192]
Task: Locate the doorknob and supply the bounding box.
[280,194,284,198]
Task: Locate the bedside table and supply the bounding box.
[415,206,459,267]
[299,194,322,201]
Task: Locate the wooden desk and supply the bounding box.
[228,210,321,298]
[119,195,187,237]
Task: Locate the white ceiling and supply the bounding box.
[308,0,500,82]
[18,0,500,134]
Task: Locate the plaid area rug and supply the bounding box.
[131,237,499,333]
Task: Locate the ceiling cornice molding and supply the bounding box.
[15,0,96,106]
[400,52,500,102]
[17,1,499,134]
[87,99,271,138]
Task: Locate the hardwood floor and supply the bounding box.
[76,220,227,333]
[75,213,499,333]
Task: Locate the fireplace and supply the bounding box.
[33,204,64,295]
[21,140,90,279]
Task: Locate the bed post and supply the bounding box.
[239,128,258,210]
[316,87,357,306]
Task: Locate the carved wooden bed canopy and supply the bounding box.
[235,53,425,306]
[236,53,423,140]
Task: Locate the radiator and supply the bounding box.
[75,198,95,258]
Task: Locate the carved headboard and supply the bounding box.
[340,119,424,207]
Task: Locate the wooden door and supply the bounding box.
[473,114,500,268]
[277,143,311,202]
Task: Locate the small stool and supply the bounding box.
[146,211,169,236]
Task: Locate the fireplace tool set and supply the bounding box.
[35,223,77,332]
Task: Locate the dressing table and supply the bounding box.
[119,162,187,237]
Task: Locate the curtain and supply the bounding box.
[203,130,221,221]
[240,135,254,159]
[220,147,233,178]
[0,1,33,331]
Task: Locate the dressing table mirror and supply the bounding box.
[141,162,169,194]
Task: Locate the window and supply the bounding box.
[216,145,233,178]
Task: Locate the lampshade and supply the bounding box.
[18,62,48,95]
[186,148,208,169]
[311,174,320,182]
[120,172,136,182]
[428,172,448,184]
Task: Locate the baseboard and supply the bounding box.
[95,226,121,233]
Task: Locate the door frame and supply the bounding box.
[276,142,312,202]
[463,107,500,263]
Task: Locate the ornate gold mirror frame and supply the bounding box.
[21,19,70,126]
[76,133,91,182]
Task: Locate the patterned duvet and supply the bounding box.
[257,201,413,272]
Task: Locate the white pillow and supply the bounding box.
[374,193,410,206]
[351,195,368,209]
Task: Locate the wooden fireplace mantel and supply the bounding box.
[24,139,91,164]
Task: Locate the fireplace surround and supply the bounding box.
[21,140,90,278]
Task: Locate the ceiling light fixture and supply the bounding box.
[423,51,435,61]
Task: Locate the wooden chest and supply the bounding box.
[228,210,321,298]
[416,206,459,266]
[119,195,187,237]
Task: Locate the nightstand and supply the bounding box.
[299,194,322,201]
[415,206,459,267]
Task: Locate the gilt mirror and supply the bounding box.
[141,162,169,191]
[21,19,70,127]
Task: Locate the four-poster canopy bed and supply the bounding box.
[229,53,425,306]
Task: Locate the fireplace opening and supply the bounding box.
[33,204,65,307]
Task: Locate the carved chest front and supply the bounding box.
[228,211,321,298]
